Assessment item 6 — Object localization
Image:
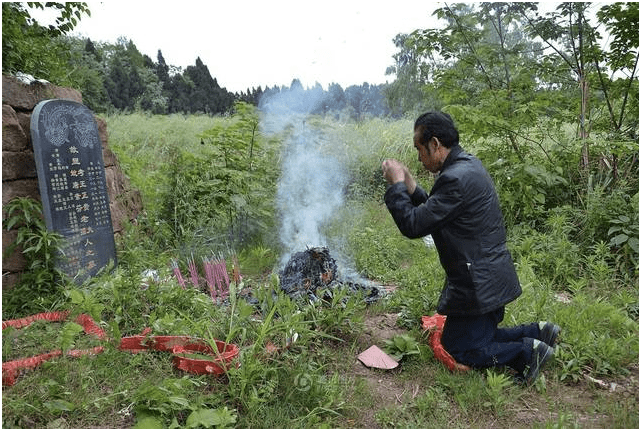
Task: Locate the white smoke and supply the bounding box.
[259,86,350,268]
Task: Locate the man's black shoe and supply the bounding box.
[539,321,561,347]
[525,339,554,384]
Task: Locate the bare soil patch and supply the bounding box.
[345,312,417,428]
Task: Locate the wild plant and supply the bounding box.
[237,244,279,278]
[2,197,69,317]
[384,333,421,361]
[104,112,225,215]
[614,288,639,320]
[484,370,516,415]
[374,385,457,429]
[304,285,365,338]
[508,210,580,288]
[541,411,580,429]
[553,292,639,377]
[131,376,236,428]
[582,240,618,285]
[222,299,294,414]
[65,287,105,323]
[487,152,570,229]
[80,268,149,335]
[607,191,639,276]
[555,344,585,384]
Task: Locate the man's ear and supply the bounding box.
[421,141,431,156]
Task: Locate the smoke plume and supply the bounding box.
[259,86,351,269]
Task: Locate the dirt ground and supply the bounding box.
[345,312,422,428]
[343,311,639,429]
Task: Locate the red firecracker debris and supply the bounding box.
[421,314,471,373]
[2,311,239,387]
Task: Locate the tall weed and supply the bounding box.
[2,198,69,317]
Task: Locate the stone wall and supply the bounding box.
[2,74,143,290]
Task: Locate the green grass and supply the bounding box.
[3,112,638,428]
[104,113,225,213]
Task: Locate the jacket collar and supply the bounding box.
[441,145,463,171]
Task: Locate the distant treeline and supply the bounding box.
[2,3,391,117]
[70,35,392,118]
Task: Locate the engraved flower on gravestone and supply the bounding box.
[42,104,98,149]
[69,108,98,148]
[43,104,71,147]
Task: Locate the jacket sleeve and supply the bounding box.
[384,175,465,239]
[410,185,428,206]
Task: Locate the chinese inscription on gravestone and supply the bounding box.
[31,99,117,283]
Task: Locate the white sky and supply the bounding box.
[33,0,445,93]
[31,1,599,94]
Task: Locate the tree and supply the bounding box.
[519,2,601,171]
[105,56,129,109]
[168,73,195,114]
[184,57,233,114]
[29,2,91,35]
[66,37,109,112]
[345,85,364,119]
[384,33,431,115]
[105,53,143,110]
[156,50,171,87]
[596,2,639,136]
[517,2,637,181]
[2,2,90,80]
[84,38,101,61]
[124,39,148,69]
[237,86,264,106]
[395,3,544,158]
[325,83,347,114]
[137,67,168,114]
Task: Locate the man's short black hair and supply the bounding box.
[414,112,459,149]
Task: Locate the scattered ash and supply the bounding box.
[279,246,384,304]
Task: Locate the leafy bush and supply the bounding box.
[2,198,69,317]
[509,210,581,287]
[154,103,278,250]
[607,191,639,275]
[488,159,571,229]
[2,3,90,84]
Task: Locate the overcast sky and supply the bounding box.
[32,0,445,93]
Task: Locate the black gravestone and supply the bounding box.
[31,99,117,283]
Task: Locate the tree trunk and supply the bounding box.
[579,76,589,171]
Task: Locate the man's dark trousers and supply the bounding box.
[441,306,540,373]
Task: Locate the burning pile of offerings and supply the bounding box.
[278,246,383,303]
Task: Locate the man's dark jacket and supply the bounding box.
[384,145,522,316]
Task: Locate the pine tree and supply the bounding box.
[156,50,170,85]
[184,57,234,114]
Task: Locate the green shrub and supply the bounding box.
[554,292,639,377]
[2,198,69,317]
